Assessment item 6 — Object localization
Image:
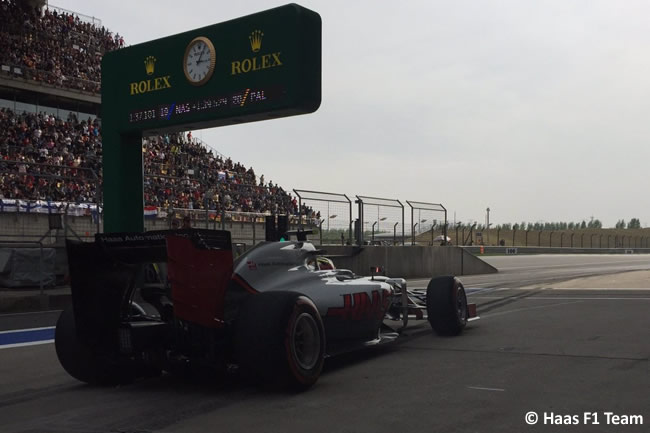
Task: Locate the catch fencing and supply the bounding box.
[293,189,352,245]
[0,188,451,250]
[355,196,405,246]
[406,201,448,245]
[157,209,318,246]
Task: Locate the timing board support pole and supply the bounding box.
[103,130,144,233]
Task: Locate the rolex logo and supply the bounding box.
[130,55,170,95]
[231,29,282,76]
[144,56,156,75]
[249,30,263,53]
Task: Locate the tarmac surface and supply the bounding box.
[0,254,648,432]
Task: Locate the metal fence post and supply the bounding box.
[298,194,303,230]
[356,197,363,245]
[399,200,404,246]
[442,206,448,246]
[410,202,414,245]
[345,194,352,245]
[319,219,324,245]
[393,222,398,245]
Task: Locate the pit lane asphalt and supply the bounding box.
[0,255,648,433]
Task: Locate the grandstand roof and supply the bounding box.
[0,76,100,115]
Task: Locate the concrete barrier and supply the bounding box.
[323,246,497,279]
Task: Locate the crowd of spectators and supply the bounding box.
[0,0,123,93]
[143,132,302,215]
[0,108,101,203]
[0,107,313,217]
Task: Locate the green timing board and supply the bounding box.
[101,4,321,232]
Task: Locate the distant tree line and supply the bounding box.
[452,217,644,231]
[616,218,641,229]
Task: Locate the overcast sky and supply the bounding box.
[53,0,650,227]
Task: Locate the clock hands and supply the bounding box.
[196,44,207,65]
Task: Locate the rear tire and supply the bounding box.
[55,307,130,385]
[426,276,468,336]
[234,292,325,390]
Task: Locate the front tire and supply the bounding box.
[234,292,325,390]
[426,276,468,336]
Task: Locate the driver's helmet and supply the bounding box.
[316,256,335,270]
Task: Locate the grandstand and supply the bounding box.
[0,0,313,242]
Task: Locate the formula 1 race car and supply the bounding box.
[55,228,478,389]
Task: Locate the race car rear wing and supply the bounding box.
[66,229,232,347]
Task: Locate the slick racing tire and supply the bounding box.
[55,307,130,385]
[426,276,468,336]
[234,292,325,390]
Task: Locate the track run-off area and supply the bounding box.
[0,254,648,433]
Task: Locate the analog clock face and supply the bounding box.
[183,37,216,86]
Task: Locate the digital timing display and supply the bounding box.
[127,86,285,124]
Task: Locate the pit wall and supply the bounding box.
[324,246,497,279]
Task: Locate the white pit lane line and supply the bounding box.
[494,257,650,271]
[480,301,584,319]
[0,340,54,349]
[472,296,650,301]
[0,326,55,350]
[467,386,506,392]
[410,286,503,294]
[0,309,62,318]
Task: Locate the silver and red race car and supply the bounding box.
[56,228,478,390]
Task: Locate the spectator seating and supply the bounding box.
[0,0,123,93]
[0,107,310,216]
